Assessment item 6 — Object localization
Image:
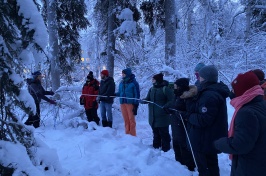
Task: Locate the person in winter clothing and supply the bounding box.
[214,71,266,176]
[194,62,206,87]
[116,68,140,136]
[98,70,115,128]
[25,71,56,128]
[141,73,174,152]
[184,65,230,176]
[166,78,196,171]
[252,69,266,99]
[80,71,100,125]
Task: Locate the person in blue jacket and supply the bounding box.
[116,68,140,136]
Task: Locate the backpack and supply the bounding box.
[162,82,174,95]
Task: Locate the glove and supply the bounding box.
[49,99,57,105]
[50,91,55,95]
[163,107,173,115]
[80,97,85,105]
[132,104,139,115]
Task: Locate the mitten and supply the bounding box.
[80,97,85,105]
[163,107,173,115]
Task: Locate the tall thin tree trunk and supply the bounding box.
[165,0,177,66]
[187,1,193,42]
[245,0,251,40]
[107,0,115,77]
[47,0,60,91]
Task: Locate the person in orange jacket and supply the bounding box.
[80,71,100,125]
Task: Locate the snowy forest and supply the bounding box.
[1,0,266,175]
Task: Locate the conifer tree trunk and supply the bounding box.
[107,0,115,77]
[46,0,60,91]
[245,0,252,39]
[165,0,177,66]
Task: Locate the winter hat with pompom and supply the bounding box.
[101,70,109,76]
[87,71,94,80]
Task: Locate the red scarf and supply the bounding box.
[228,85,264,160]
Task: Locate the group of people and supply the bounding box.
[80,68,139,137]
[25,64,266,176]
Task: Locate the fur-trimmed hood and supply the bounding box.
[180,85,198,99]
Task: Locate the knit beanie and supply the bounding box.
[153,73,164,83]
[175,78,189,91]
[101,70,109,76]
[122,68,132,76]
[232,71,260,97]
[252,69,265,81]
[87,71,94,80]
[199,65,218,83]
[194,62,206,72]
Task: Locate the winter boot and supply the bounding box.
[107,121,113,128]
[102,120,108,127]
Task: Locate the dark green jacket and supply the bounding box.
[144,81,174,127]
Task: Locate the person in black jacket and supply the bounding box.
[25,71,56,128]
[97,70,115,128]
[184,65,230,176]
[168,78,196,171]
[214,71,266,176]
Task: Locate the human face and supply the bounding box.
[152,78,156,84]
[101,74,106,79]
[122,73,126,78]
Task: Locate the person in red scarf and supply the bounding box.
[214,71,266,176]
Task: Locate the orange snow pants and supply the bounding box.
[120,104,136,136]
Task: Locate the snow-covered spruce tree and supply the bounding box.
[44,0,90,86]
[0,1,65,175]
[94,0,140,76]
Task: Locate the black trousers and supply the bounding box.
[152,126,171,152]
[171,116,195,171]
[25,103,40,128]
[195,152,219,176]
[85,108,100,125]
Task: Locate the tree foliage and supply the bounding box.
[0,0,44,174]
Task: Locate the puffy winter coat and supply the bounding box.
[214,96,266,176]
[185,82,230,154]
[116,74,140,105]
[80,79,99,109]
[99,76,116,103]
[144,81,174,128]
